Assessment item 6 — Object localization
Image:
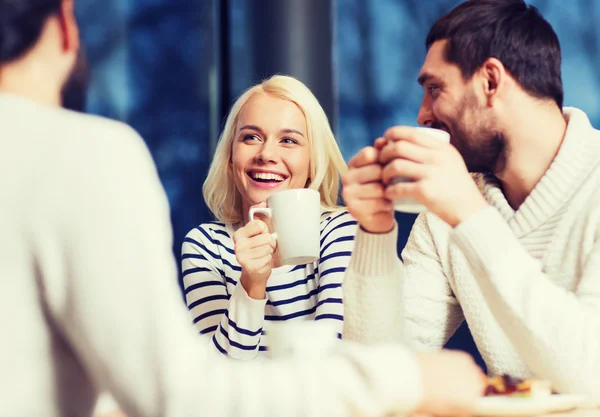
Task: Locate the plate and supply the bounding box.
[474,395,584,416]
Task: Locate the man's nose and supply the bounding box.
[417,95,434,127]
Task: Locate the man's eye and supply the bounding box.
[428,86,441,97]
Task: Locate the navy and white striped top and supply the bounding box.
[181,210,357,359]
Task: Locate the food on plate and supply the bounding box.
[485,374,552,398]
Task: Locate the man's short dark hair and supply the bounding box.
[426,0,563,108]
[0,0,62,63]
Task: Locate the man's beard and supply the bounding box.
[449,121,507,173]
[435,93,508,174]
[60,50,89,112]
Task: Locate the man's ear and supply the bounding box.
[479,57,506,106]
[58,0,79,53]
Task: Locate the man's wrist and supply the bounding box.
[448,196,489,228]
[361,225,395,234]
[359,218,396,234]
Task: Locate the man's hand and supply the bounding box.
[379,126,488,227]
[416,350,487,417]
[342,144,395,234]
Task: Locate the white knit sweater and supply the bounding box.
[343,107,600,398]
[1,93,423,417]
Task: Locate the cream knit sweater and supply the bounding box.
[343,107,600,398]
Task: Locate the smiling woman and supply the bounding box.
[230,92,312,219]
[180,75,357,359]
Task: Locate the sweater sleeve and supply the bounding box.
[342,214,464,348]
[453,206,600,396]
[40,124,424,417]
[315,211,358,338]
[181,229,266,360]
[402,214,465,349]
[342,224,406,344]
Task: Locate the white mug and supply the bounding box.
[248,188,320,265]
[391,127,450,213]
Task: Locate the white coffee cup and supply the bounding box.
[267,321,338,359]
[248,188,320,265]
[391,127,450,213]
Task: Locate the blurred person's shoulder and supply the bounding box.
[0,94,151,168]
[0,95,168,236]
[51,108,150,163]
[58,114,158,189]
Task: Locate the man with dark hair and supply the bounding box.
[343,0,600,397]
[1,0,486,416]
[426,0,563,109]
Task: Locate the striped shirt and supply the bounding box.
[181,210,357,359]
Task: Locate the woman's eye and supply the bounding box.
[281,137,298,145]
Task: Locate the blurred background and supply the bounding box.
[75,0,600,367]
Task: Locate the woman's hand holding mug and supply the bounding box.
[233,203,277,299]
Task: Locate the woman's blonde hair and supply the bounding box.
[203,74,347,223]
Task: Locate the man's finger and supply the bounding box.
[384,126,447,149]
[381,158,428,185]
[348,146,379,169]
[342,163,383,187]
[343,182,386,201]
[379,139,436,165]
[374,137,388,150]
[349,198,394,215]
[384,181,420,201]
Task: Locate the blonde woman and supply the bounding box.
[181,75,357,359]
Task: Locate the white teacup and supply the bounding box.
[391,127,451,213]
[249,188,320,265]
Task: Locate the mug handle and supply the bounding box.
[248,207,278,240]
